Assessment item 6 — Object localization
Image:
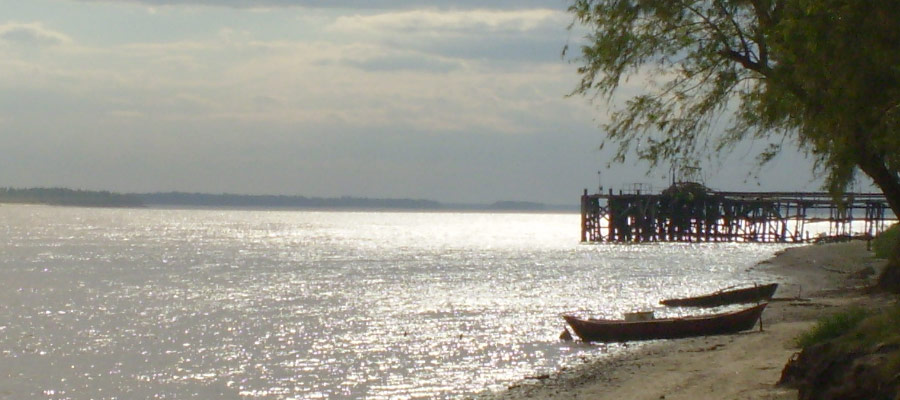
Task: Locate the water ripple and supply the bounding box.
[0,206,787,399]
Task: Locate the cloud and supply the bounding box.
[0,6,574,134]
[326,9,570,65]
[338,53,462,73]
[0,23,72,46]
[251,95,284,110]
[330,9,566,35]
[0,2,606,204]
[68,0,561,11]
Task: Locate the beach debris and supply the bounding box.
[849,266,875,280]
[770,297,811,302]
[686,344,725,353]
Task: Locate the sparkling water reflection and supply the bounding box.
[0,205,787,399]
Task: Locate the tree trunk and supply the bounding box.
[856,152,900,219]
[857,152,900,293]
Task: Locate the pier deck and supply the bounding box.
[581,184,893,243]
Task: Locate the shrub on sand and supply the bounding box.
[784,305,900,399]
[872,223,900,259]
[874,224,900,293]
[794,307,871,348]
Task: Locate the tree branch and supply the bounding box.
[748,0,777,69]
[749,0,773,27]
[718,49,770,75]
[714,0,754,61]
[678,1,732,50]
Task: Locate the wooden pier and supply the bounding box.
[581,183,893,243]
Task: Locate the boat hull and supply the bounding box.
[563,303,767,343]
[660,283,778,307]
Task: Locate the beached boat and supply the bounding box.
[659,283,778,307]
[562,303,767,342]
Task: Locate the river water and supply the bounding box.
[0,205,787,399]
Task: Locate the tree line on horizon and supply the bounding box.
[0,187,565,211]
[0,187,144,207]
[139,192,443,209]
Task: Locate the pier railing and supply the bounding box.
[581,186,894,243]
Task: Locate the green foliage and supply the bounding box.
[796,305,900,366]
[766,0,900,197]
[795,307,871,348]
[873,224,900,259]
[567,0,764,169]
[788,304,900,396]
[848,304,900,348]
[567,0,900,216]
[847,305,900,380]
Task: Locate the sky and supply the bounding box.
[0,0,836,205]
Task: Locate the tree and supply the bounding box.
[566,0,900,217]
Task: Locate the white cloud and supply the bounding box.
[330,9,566,36]
[325,9,571,66]
[340,52,462,73]
[69,0,556,11]
[107,110,146,119]
[0,9,582,138]
[0,22,72,46]
[0,1,827,203]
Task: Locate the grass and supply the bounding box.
[795,307,871,348]
[788,303,900,397]
[841,303,900,348]
[796,304,900,380]
[873,223,900,259]
[841,304,900,381]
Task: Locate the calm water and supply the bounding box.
[0,205,787,399]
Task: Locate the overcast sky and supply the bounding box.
[0,0,837,205]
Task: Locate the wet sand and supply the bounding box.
[484,241,887,400]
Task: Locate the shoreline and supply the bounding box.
[480,241,887,400]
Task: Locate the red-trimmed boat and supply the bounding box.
[562,303,767,342]
[660,283,778,307]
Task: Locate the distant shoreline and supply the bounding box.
[0,187,578,213]
[0,187,145,208]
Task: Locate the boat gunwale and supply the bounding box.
[659,283,778,307]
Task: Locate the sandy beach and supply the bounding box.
[484,241,889,400]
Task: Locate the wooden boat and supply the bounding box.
[660,283,778,307]
[562,303,767,342]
